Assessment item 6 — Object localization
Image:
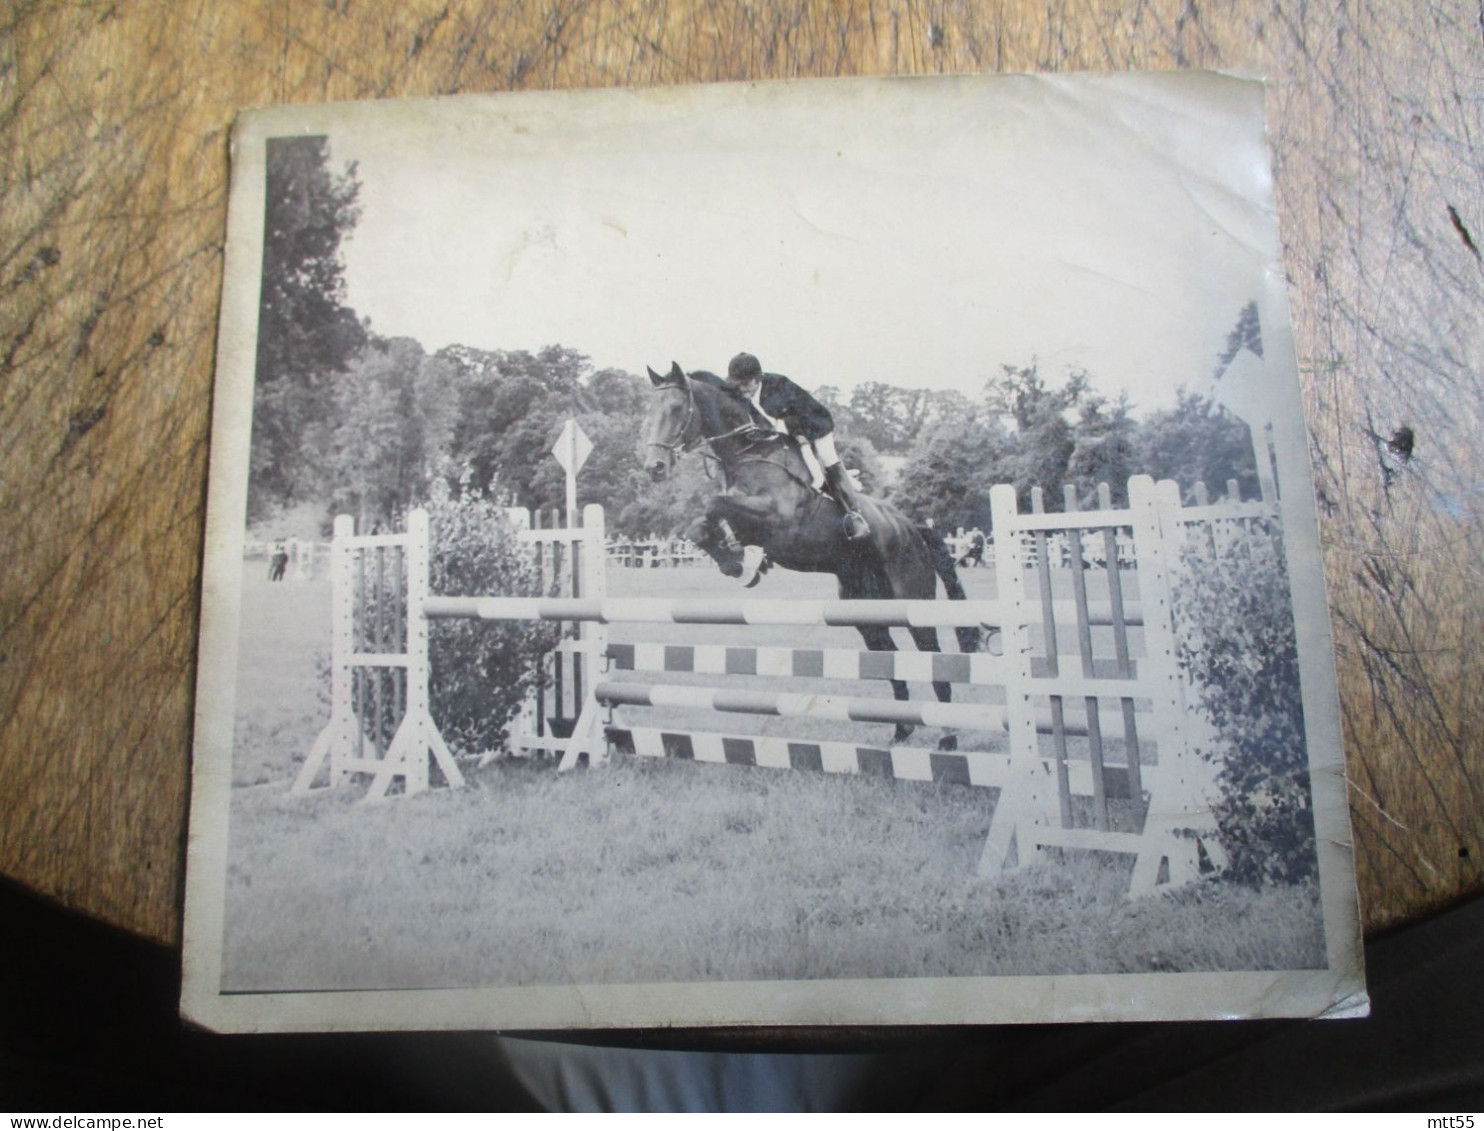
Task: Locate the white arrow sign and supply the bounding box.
[552,419,593,476]
[552,419,593,523]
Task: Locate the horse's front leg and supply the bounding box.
[685,506,745,578]
[689,494,776,578]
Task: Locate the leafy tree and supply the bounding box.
[614,456,716,537]
[498,344,590,400]
[1066,393,1139,506]
[924,388,976,429]
[815,384,869,440]
[447,345,595,508]
[1136,390,1260,502]
[250,136,367,520]
[986,363,1089,510]
[1215,300,1263,372]
[849,382,935,454]
[324,337,459,528]
[586,367,650,417]
[814,384,847,413]
[889,412,1013,531]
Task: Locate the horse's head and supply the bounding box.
[642,361,694,481]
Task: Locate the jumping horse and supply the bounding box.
[642,362,979,750]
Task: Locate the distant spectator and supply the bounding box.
[269,540,289,582]
[958,530,986,569]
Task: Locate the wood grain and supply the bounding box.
[1,0,1480,947]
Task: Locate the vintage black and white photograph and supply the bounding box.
[182,72,1365,1031]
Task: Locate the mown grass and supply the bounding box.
[222,561,1325,992]
[223,756,1324,991]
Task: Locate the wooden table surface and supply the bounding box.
[2,1,1480,949]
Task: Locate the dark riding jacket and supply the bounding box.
[695,370,835,441]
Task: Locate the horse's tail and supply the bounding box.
[916,524,965,599]
[916,525,980,653]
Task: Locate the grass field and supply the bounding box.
[220,559,1325,993]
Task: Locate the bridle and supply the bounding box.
[648,375,818,496]
[650,377,760,465]
[647,378,699,462]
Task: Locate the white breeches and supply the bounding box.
[795,438,825,488]
[795,432,840,492]
[810,432,841,467]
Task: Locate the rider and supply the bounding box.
[722,352,870,540]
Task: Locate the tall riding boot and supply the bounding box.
[824,463,871,540]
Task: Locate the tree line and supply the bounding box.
[250,136,1259,538]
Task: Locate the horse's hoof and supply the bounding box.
[937,733,959,752]
[892,724,915,745]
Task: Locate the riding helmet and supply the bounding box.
[727,352,762,384]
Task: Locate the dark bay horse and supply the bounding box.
[641,362,978,749]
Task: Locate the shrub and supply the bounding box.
[423,482,562,760]
[1174,518,1318,886]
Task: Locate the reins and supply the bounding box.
[656,376,818,496]
[656,379,766,460]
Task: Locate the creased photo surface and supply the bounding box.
[183,72,1366,1032]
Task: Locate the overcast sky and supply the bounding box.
[335,73,1283,415]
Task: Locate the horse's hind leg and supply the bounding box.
[907,625,959,752]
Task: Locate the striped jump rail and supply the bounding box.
[609,726,1140,794]
[603,642,1144,695]
[605,642,1001,684]
[594,679,1007,731]
[424,595,1144,629]
[596,679,1151,740]
[611,726,1015,787]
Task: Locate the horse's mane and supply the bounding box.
[685,369,752,438]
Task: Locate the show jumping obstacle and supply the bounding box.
[297,475,1279,896]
